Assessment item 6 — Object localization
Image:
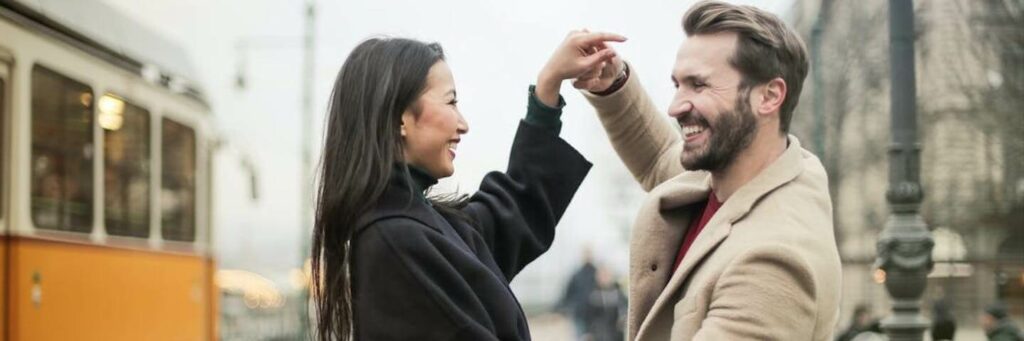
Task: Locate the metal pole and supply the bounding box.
[811,0,830,157]
[299,1,316,339]
[875,0,933,340]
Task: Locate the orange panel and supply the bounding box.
[2,235,7,341]
[205,258,218,341]
[7,236,214,341]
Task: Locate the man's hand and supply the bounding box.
[536,30,627,106]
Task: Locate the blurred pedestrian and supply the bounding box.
[582,265,627,341]
[557,246,597,340]
[981,302,1023,341]
[931,299,957,341]
[837,304,877,341]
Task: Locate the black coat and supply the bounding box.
[350,121,591,340]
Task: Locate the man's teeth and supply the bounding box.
[683,126,705,137]
[449,142,458,151]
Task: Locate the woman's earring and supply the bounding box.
[400,126,407,136]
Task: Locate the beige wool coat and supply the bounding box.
[582,65,842,341]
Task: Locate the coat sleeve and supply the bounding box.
[462,120,591,281]
[352,218,502,341]
[692,247,818,340]
[581,62,684,191]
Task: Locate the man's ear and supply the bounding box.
[757,77,787,117]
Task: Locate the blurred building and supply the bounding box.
[786,0,1024,331]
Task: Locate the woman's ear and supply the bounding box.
[400,109,415,137]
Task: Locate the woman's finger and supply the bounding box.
[576,32,628,47]
[578,49,617,70]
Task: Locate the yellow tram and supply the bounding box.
[0,0,218,339]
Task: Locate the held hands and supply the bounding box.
[536,30,627,107]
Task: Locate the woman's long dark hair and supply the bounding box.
[312,37,468,341]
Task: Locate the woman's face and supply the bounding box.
[401,61,468,179]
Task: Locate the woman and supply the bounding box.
[312,33,622,340]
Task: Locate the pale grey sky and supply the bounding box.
[100,0,794,303]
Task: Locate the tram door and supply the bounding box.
[0,58,10,341]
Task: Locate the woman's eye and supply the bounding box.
[449,99,459,106]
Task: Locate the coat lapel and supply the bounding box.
[633,136,810,339]
[629,172,711,276]
[628,171,710,339]
[634,196,729,340]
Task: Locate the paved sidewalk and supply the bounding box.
[528,313,575,341]
[528,314,991,341]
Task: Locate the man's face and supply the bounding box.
[979,313,996,331]
[669,32,758,172]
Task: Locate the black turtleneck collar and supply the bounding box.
[392,163,438,199]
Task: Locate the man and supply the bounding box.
[837,304,879,341]
[981,302,1023,341]
[537,1,841,339]
[931,299,957,341]
[556,246,598,340]
[582,264,627,341]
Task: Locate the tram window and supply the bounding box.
[161,117,195,242]
[101,94,150,238]
[30,66,94,233]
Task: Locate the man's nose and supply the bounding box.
[669,100,693,119]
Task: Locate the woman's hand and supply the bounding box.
[572,46,624,93]
[536,30,627,106]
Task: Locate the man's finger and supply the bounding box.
[572,77,601,91]
[582,62,604,79]
[600,57,622,77]
[572,78,589,90]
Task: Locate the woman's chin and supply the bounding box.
[439,168,455,178]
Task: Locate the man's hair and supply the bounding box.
[683,0,809,134]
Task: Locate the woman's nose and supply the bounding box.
[457,113,469,134]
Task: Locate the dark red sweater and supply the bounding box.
[672,192,723,272]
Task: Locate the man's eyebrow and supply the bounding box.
[673,72,709,84]
[682,74,708,82]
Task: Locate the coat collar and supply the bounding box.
[656,136,807,224]
[635,135,809,338]
[405,163,439,196]
[354,164,444,235]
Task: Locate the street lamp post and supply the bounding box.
[232,2,317,338]
[875,0,934,340]
[299,1,316,340]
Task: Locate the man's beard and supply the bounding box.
[679,88,758,172]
